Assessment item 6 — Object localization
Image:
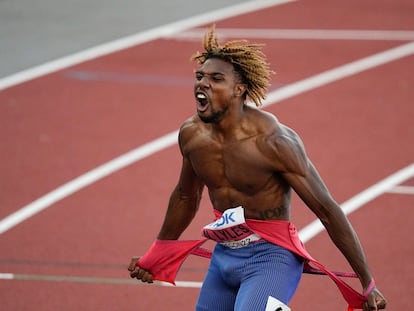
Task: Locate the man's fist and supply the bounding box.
[128,256,154,283]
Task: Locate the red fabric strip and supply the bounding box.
[137,212,369,309]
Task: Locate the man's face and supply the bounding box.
[194,58,241,124]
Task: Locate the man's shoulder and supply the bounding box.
[178,115,206,147]
[249,108,294,141]
[250,109,299,142]
[253,113,305,158]
[179,115,201,134]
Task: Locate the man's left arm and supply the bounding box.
[283,159,387,310]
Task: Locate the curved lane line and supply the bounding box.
[0,0,294,91]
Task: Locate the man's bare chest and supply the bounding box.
[188,138,274,191]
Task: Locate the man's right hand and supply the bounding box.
[128,256,154,283]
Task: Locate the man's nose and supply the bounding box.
[197,76,210,87]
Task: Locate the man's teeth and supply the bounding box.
[197,93,206,99]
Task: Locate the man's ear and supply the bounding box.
[235,83,247,97]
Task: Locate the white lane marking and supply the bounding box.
[1,163,413,287]
[386,185,414,195]
[299,163,414,242]
[263,41,414,105]
[0,131,178,234]
[0,273,14,279]
[0,42,414,234]
[1,42,414,235]
[0,0,295,91]
[0,272,203,287]
[1,164,413,284]
[169,28,414,41]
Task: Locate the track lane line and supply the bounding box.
[0,272,202,287]
[386,185,414,195]
[170,28,414,41]
[0,131,178,234]
[0,0,295,91]
[299,163,414,242]
[1,42,414,235]
[1,162,413,286]
[264,41,414,105]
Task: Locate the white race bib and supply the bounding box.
[202,206,261,248]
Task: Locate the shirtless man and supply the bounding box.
[128,26,387,311]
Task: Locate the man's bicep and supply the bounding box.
[177,156,204,198]
[269,127,342,225]
[270,128,333,205]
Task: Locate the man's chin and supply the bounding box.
[198,113,215,123]
[198,108,226,124]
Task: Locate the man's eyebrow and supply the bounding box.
[195,70,226,76]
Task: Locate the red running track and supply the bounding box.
[1,0,414,310]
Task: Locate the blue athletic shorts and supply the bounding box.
[196,241,304,311]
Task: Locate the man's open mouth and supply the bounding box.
[196,92,209,112]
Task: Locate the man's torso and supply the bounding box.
[181,108,293,220]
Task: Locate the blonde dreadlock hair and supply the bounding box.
[191,25,274,107]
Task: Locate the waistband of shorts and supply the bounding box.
[218,233,264,249]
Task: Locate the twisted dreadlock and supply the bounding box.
[191,25,274,107]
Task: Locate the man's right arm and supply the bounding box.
[128,157,204,282]
[157,156,204,240]
[129,124,204,282]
